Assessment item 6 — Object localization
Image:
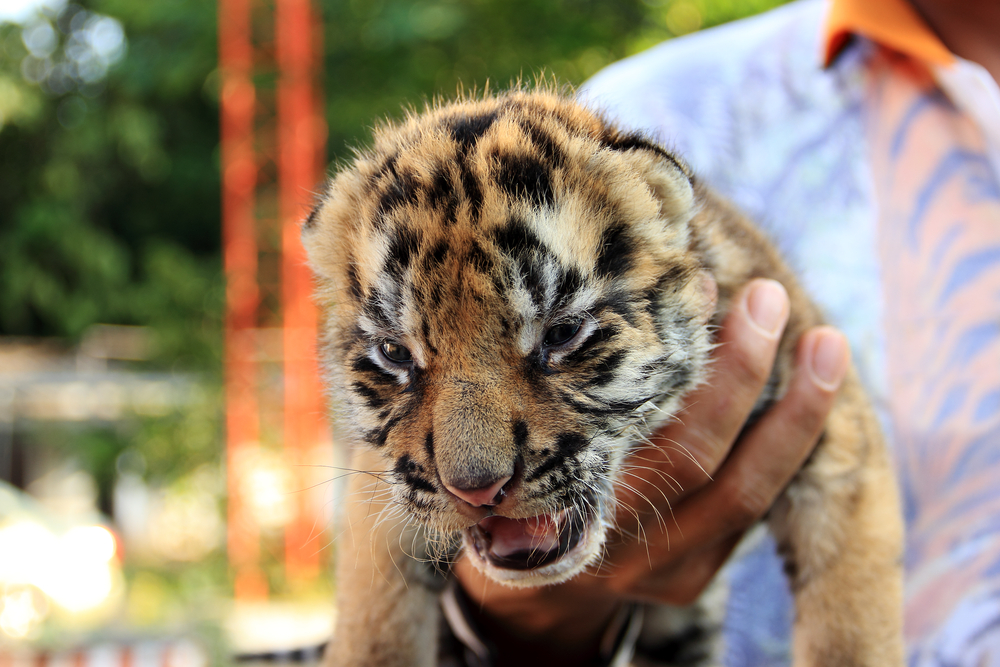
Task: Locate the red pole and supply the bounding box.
[276,0,327,580]
[219,0,267,600]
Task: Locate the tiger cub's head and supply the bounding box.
[303,90,716,586]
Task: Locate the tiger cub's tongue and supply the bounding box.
[476,514,560,558]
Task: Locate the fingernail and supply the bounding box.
[809,329,849,391]
[745,279,788,338]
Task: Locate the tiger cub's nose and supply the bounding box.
[444,474,511,507]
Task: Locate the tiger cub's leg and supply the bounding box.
[769,372,904,667]
[324,447,440,667]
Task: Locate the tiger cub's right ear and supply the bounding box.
[603,133,696,228]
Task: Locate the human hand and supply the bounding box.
[452,278,851,663]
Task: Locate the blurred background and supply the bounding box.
[0,0,785,662]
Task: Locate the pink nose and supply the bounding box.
[444,475,511,507]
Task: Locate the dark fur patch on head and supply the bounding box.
[366,412,404,447]
[595,224,635,279]
[458,158,483,222]
[351,381,387,409]
[385,227,421,276]
[427,168,460,225]
[351,355,397,385]
[466,240,496,277]
[584,349,629,388]
[517,119,565,167]
[423,239,450,270]
[424,431,435,461]
[377,169,422,222]
[494,152,554,207]
[448,111,498,149]
[492,216,546,259]
[346,261,364,302]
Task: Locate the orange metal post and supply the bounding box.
[220,0,327,594]
[276,0,327,580]
[219,0,266,600]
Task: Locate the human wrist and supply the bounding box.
[452,558,622,665]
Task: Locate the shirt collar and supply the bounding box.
[823,0,954,67]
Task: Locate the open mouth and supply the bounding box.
[466,508,588,571]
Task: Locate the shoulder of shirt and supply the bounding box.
[578,0,827,132]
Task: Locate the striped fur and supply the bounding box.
[303,89,904,667]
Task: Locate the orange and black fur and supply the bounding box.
[303,89,903,666]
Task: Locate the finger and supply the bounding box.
[608,533,744,606]
[666,326,850,545]
[616,279,790,512]
[609,327,849,602]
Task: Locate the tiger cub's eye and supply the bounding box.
[543,320,582,347]
[380,342,412,363]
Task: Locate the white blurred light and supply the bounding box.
[21,20,56,58]
[84,16,125,63]
[0,521,117,615]
[243,455,294,531]
[0,522,58,585]
[13,3,127,96]
[0,0,65,25]
[247,467,292,528]
[64,525,117,563]
[45,560,113,613]
[0,587,47,638]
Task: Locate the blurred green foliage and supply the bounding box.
[321,0,790,159]
[0,0,220,367]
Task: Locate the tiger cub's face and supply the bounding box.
[304,92,716,586]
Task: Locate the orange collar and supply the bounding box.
[823,0,954,67]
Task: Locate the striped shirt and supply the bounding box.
[583,0,1000,664]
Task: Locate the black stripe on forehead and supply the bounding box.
[554,266,583,308]
[517,118,565,168]
[492,216,554,307]
[595,224,634,279]
[427,167,459,226]
[385,226,421,277]
[424,239,450,269]
[466,239,496,277]
[376,168,420,222]
[491,215,546,258]
[494,152,554,208]
[445,112,497,223]
[346,260,364,302]
[360,285,401,330]
[447,111,499,148]
[458,155,483,222]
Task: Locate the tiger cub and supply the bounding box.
[302,89,903,666]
